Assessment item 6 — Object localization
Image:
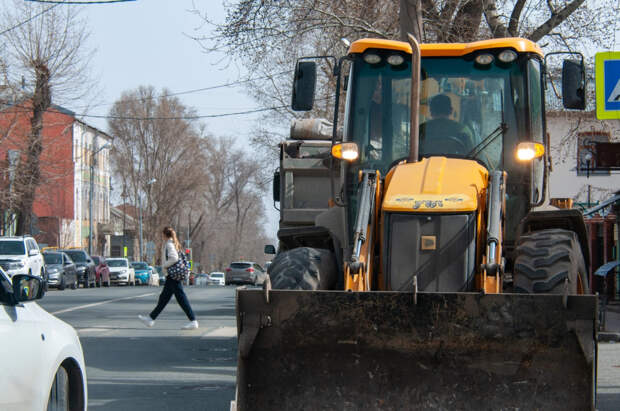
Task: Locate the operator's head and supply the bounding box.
[430,94,452,118]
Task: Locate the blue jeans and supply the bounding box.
[150,277,196,321]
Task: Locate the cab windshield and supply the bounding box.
[347,52,532,174]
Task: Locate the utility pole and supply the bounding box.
[138,178,156,261]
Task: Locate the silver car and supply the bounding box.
[225,262,268,285]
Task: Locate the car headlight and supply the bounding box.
[8,261,25,270]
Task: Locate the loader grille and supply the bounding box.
[384,213,476,291]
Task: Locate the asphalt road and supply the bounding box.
[38,284,238,411]
[37,284,620,410]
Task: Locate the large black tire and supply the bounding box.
[513,228,589,294]
[269,247,338,290]
[47,366,69,411]
[58,275,66,291]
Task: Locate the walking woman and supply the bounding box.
[139,226,198,330]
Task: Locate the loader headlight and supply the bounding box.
[498,49,518,63]
[516,142,545,161]
[475,53,494,66]
[332,142,359,162]
[363,53,381,65]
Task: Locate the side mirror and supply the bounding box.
[292,61,317,111]
[264,245,276,255]
[12,274,44,302]
[562,59,586,110]
[29,249,39,256]
[273,171,280,203]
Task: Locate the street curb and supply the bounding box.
[598,332,620,342]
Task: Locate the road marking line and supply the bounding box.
[51,292,156,314]
[201,326,237,338]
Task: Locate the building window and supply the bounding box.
[577,131,611,176]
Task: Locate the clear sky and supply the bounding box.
[72,0,280,239]
[76,0,259,139]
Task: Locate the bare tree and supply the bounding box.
[190,0,615,153]
[0,1,95,234]
[108,86,207,253]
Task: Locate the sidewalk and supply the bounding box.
[599,301,620,342]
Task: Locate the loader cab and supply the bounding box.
[291,38,585,250]
[338,39,576,245]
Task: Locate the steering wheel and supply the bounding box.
[432,135,469,155]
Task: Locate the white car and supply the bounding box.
[208,271,225,286]
[0,236,45,279]
[0,268,87,410]
[106,258,135,286]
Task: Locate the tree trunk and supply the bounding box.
[399,0,423,42]
[16,63,51,235]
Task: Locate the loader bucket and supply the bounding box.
[233,290,597,410]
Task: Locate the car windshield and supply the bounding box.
[43,253,62,265]
[64,251,87,262]
[211,273,223,278]
[0,241,25,255]
[231,263,251,269]
[132,262,148,270]
[107,260,127,267]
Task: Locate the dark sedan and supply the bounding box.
[58,249,96,288]
[43,251,78,290]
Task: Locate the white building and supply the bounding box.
[547,111,620,207]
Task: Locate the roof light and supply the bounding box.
[498,49,518,63]
[516,142,545,161]
[363,53,381,64]
[332,142,359,162]
[475,54,494,65]
[387,54,405,66]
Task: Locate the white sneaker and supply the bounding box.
[182,320,199,330]
[138,314,155,328]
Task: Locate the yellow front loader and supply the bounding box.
[233,37,597,410]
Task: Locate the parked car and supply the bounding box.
[107,258,135,286]
[131,261,151,285]
[225,261,268,285]
[155,266,164,285]
[42,251,78,290]
[0,268,87,410]
[208,271,225,286]
[0,235,45,279]
[195,273,210,286]
[148,266,159,286]
[91,255,111,287]
[58,249,96,288]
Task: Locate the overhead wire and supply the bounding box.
[76,70,293,110]
[0,3,59,36]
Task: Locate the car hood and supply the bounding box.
[134,269,149,275]
[109,267,128,272]
[46,264,63,270]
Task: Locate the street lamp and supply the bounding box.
[89,143,111,256]
[138,178,156,261]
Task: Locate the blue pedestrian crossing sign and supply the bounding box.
[595,52,620,119]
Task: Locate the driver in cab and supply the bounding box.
[420,94,474,155]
